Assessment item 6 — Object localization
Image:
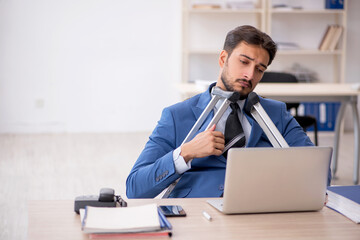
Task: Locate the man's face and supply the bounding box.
[217,41,269,99]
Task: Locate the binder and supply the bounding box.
[302,102,340,131]
[325,0,344,9]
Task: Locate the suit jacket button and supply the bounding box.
[219,185,224,190]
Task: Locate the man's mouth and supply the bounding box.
[236,79,251,89]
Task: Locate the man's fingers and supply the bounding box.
[213,135,225,143]
[208,124,216,131]
[212,131,225,141]
[213,149,224,156]
[213,142,225,151]
[184,126,226,159]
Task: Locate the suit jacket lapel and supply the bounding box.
[191,83,215,130]
[244,112,264,147]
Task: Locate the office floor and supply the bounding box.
[0,132,358,240]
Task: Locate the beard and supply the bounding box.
[220,67,252,100]
[220,72,235,92]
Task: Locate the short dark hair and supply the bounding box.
[223,25,277,66]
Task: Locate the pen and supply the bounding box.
[202,211,212,221]
[157,208,172,229]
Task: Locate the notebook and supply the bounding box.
[207,146,332,214]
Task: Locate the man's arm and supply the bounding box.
[126,107,181,198]
[126,107,225,198]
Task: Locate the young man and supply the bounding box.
[126,25,317,198]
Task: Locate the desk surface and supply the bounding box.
[28,198,360,240]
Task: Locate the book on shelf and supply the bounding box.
[276,42,300,50]
[318,25,332,51]
[272,4,303,10]
[226,1,255,10]
[319,25,343,51]
[326,185,360,224]
[328,25,343,51]
[81,203,172,237]
[192,4,221,10]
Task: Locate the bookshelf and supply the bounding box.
[267,0,347,84]
[180,0,347,97]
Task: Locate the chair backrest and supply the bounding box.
[261,72,299,111]
[261,72,298,83]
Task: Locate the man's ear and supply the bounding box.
[219,50,228,68]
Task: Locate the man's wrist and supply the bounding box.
[180,143,193,162]
[173,146,191,174]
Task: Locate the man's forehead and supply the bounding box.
[232,43,269,68]
[239,53,268,69]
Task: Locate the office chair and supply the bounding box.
[260,72,318,146]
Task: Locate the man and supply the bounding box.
[126,25,319,199]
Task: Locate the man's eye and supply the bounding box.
[240,60,247,64]
[257,68,264,73]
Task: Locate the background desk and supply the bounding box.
[180,83,360,184]
[28,198,360,240]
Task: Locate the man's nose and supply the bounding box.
[243,66,255,80]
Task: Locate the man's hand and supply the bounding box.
[180,124,225,162]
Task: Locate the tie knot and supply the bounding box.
[230,102,239,112]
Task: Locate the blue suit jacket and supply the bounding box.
[126,84,318,198]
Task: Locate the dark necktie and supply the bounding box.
[223,103,246,157]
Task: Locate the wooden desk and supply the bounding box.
[179,83,360,184]
[28,198,360,240]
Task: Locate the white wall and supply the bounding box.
[0,0,182,133]
[0,0,359,133]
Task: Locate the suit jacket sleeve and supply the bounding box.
[126,107,182,198]
[252,98,314,147]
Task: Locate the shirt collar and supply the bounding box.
[211,86,246,112]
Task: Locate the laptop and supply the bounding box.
[207,146,332,214]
